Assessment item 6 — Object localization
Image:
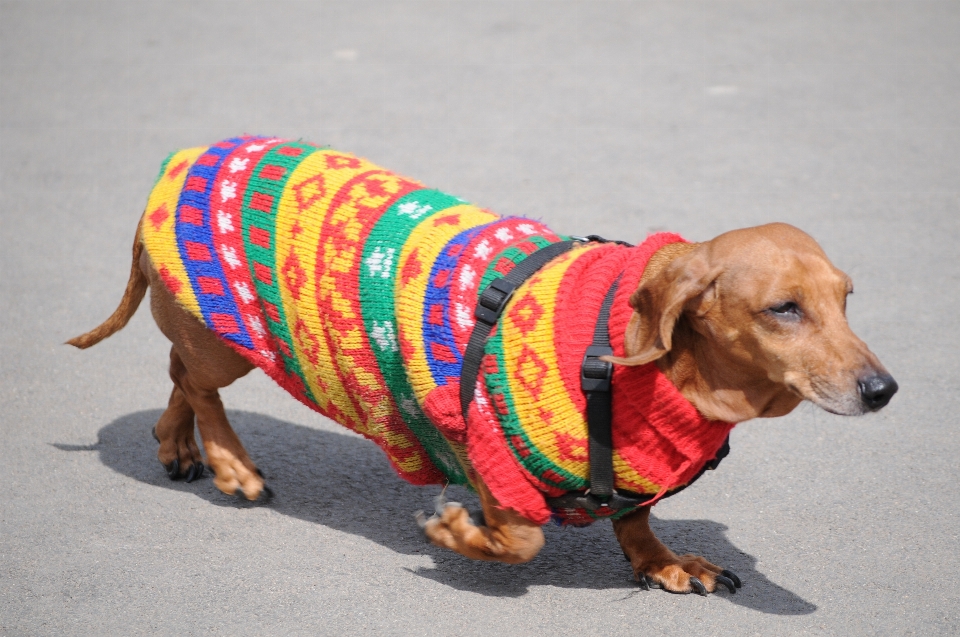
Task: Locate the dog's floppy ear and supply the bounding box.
[606,246,721,366]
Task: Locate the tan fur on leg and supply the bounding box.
[613,506,728,593]
[154,380,203,480]
[423,479,545,564]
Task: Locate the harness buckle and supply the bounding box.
[475,277,517,324]
[581,345,614,392]
[546,488,651,513]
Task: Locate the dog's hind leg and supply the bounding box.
[166,346,268,500]
[421,479,545,564]
[144,254,266,500]
[153,377,203,483]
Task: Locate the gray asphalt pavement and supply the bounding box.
[2,1,959,635]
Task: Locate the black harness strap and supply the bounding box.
[545,276,654,513]
[459,239,579,421]
[581,276,621,503]
[545,269,731,514]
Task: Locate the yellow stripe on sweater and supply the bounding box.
[612,451,661,494]
[395,206,498,406]
[500,250,590,479]
[140,146,207,317]
[273,149,374,429]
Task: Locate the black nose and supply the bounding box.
[859,373,898,411]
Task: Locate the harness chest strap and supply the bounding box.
[461,236,650,513]
[461,235,731,516]
[548,271,732,513]
[544,274,655,513]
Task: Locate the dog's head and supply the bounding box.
[609,222,897,422]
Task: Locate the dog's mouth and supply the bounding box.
[788,375,866,416]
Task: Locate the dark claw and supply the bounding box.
[165,458,181,480]
[714,575,737,594]
[151,426,160,443]
[256,468,265,479]
[469,509,486,527]
[721,569,742,588]
[185,462,204,483]
[636,573,650,591]
[689,577,707,596]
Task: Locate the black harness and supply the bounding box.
[459,235,728,515]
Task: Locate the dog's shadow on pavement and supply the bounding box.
[66,409,814,615]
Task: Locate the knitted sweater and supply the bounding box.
[141,136,735,525]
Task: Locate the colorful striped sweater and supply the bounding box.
[141,136,735,525]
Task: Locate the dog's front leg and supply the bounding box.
[613,506,740,595]
[421,479,544,564]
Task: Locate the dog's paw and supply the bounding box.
[154,426,205,483]
[636,555,741,595]
[420,503,474,550]
[204,450,269,502]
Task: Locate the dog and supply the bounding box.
[70,135,897,595]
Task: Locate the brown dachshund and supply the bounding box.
[70,219,896,595]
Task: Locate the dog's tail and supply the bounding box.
[67,216,149,349]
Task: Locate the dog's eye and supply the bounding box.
[768,301,801,319]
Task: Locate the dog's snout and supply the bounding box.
[858,373,898,411]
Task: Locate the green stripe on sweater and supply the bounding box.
[242,141,321,404]
[482,236,586,491]
[359,189,469,484]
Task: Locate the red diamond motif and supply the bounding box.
[159,265,181,294]
[262,300,280,323]
[324,154,360,169]
[294,319,320,365]
[510,434,532,458]
[433,269,450,288]
[433,214,460,227]
[430,342,458,364]
[517,240,538,255]
[282,252,307,300]
[293,173,326,211]
[514,344,549,399]
[149,204,169,230]
[554,431,589,463]
[508,294,543,335]
[400,248,422,286]
[167,161,188,180]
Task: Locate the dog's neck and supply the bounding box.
[639,243,802,423]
